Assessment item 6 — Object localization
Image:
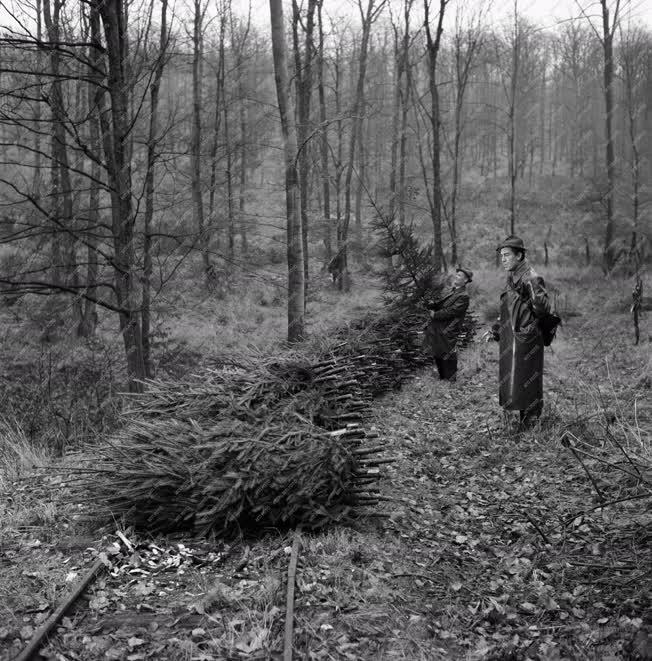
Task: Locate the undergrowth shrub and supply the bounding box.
[0,339,122,451]
[0,420,45,487]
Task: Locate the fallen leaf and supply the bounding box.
[89,593,109,610]
[105,646,126,660]
[127,637,145,649]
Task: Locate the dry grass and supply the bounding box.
[159,267,384,356]
[0,420,48,490]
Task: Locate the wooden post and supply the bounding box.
[632,275,642,346]
[585,237,590,266]
[283,527,302,661]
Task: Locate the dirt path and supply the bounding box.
[287,305,651,659]
[1,303,650,660]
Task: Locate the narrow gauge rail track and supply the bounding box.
[14,525,346,660]
[15,559,106,661]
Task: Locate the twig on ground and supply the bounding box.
[568,560,637,570]
[392,572,436,582]
[605,427,645,479]
[563,492,652,526]
[485,422,495,443]
[560,432,606,502]
[568,444,650,486]
[523,511,551,545]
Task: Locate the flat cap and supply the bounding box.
[456,266,473,282]
[496,235,527,252]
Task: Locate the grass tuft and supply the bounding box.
[0,419,47,489]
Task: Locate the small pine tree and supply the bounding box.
[371,213,444,310]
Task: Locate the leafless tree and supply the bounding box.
[423,0,448,270]
[269,0,304,340]
[576,0,625,270]
[448,4,486,264]
[292,0,316,302]
[336,0,385,290]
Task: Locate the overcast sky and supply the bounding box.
[235,0,652,31]
[1,0,650,40]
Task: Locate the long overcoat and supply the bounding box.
[495,261,549,412]
[423,288,470,358]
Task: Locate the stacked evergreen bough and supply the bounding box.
[74,217,476,536]
[83,418,383,535]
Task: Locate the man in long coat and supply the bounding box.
[490,236,550,427]
[423,267,472,381]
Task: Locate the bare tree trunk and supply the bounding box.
[33,0,43,198]
[78,20,105,340]
[141,0,168,376]
[620,28,642,258]
[317,0,331,261]
[238,99,248,254]
[43,0,82,326]
[551,79,558,176]
[292,0,316,303]
[208,9,226,255]
[388,20,402,222]
[269,0,304,341]
[355,39,373,240]
[507,2,519,235]
[450,13,481,266]
[91,0,146,392]
[599,0,616,271]
[539,48,547,175]
[191,0,212,283]
[424,0,448,271]
[224,95,235,262]
[334,46,343,242]
[229,10,252,258]
[354,114,366,239]
[398,17,410,228]
[339,0,383,290]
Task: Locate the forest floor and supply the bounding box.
[0,272,650,661]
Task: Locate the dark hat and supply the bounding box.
[456,266,473,282]
[496,235,527,252]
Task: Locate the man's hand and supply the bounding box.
[481,329,494,343]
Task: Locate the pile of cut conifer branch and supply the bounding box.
[80,418,385,535]
[72,299,476,536]
[74,216,478,535]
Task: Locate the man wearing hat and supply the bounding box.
[489,235,550,427]
[423,266,473,381]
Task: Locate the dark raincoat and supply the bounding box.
[423,288,470,359]
[494,260,549,412]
